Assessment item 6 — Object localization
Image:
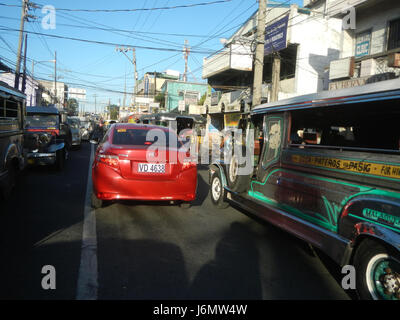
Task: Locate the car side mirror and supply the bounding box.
[90,139,99,145]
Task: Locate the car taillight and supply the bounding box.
[182,159,197,170]
[98,154,120,170]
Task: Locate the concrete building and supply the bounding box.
[0,68,44,107]
[161,80,208,113]
[38,80,68,109]
[303,0,400,90]
[133,70,180,113]
[202,1,344,132]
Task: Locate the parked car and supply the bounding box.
[91,123,197,208]
[0,82,26,199]
[67,117,82,148]
[24,106,69,170]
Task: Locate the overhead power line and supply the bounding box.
[0,0,232,12]
[0,26,252,55]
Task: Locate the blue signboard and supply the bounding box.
[264,15,289,55]
[355,30,371,58]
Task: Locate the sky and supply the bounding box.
[0,0,304,113]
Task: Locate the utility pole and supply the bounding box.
[54,51,57,107]
[183,40,190,82]
[21,34,27,93]
[271,53,281,102]
[116,46,137,106]
[123,72,126,108]
[94,94,97,114]
[14,0,28,90]
[154,71,157,97]
[252,0,267,108]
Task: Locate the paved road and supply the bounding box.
[0,142,352,300]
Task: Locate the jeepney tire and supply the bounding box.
[226,153,251,193]
[91,191,103,209]
[210,171,229,209]
[55,149,65,171]
[353,239,400,300]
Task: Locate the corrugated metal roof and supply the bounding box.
[252,78,400,114]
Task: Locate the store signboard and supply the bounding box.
[264,15,289,55]
[355,30,371,58]
[224,113,241,128]
[178,100,186,111]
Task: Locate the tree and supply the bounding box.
[199,93,206,105]
[66,98,79,116]
[108,104,119,120]
[154,92,165,109]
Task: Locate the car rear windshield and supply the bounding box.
[112,128,181,147]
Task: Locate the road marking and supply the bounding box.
[76,144,98,300]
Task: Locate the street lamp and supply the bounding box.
[31,58,56,106]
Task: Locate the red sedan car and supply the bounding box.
[91,123,197,208]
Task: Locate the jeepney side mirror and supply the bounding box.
[60,123,68,135]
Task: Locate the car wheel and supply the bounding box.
[354,239,400,300]
[210,171,229,209]
[91,191,103,209]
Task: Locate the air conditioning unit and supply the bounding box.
[329,57,355,80]
[360,59,377,77]
[388,53,400,67]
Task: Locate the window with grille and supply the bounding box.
[0,97,20,132]
[388,18,400,51]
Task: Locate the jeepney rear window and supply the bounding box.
[0,97,20,131]
[289,99,400,153]
[26,114,58,128]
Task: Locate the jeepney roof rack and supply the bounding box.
[0,81,26,100]
[27,106,60,115]
[251,78,400,114]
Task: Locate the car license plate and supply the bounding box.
[138,163,165,173]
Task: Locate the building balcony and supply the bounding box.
[202,43,253,80]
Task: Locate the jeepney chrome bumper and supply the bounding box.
[27,152,56,165]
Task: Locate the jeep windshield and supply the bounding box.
[25,114,59,128]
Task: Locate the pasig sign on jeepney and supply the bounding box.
[264,14,289,55]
